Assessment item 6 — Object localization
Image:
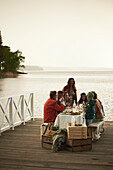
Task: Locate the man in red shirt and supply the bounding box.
[44,91,64,123]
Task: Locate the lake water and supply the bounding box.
[0,71,113,120]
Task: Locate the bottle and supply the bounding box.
[75,120,77,126]
[83,101,85,106]
[82,101,85,111]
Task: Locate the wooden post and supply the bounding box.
[9,97,14,130]
[21,95,25,125]
[31,93,34,120]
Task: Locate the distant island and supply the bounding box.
[24,65,43,71]
[24,66,113,72]
[43,66,113,72]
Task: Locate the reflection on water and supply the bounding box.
[0,71,113,120]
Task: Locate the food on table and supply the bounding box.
[68,111,82,115]
[78,124,82,126]
[60,112,66,115]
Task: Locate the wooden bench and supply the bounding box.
[88,121,104,141]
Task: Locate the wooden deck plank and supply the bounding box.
[0,158,113,170]
[0,119,113,170]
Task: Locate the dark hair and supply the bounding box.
[78,92,87,104]
[50,91,56,99]
[67,78,75,87]
[91,91,97,99]
[58,91,63,95]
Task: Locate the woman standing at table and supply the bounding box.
[62,78,77,106]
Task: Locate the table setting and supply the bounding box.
[54,104,86,129]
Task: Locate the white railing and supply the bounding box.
[0,93,34,135]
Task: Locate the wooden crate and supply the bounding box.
[42,135,92,152]
[66,137,92,152]
[40,123,49,136]
[47,130,56,136]
[41,135,66,151]
[67,126,87,139]
[41,135,53,150]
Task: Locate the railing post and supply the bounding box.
[9,97,14,130]
[31,93,34,120]
[0,102,1,136]
[21,95,25,125]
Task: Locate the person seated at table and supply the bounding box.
[44,91,65,123]
[91,91,104,122]
[57,91,64,106]
[78,92,87,105]
[62,78,77,106]
[64,92,71,107]
[57,91,64,114]
[85,92,96,131]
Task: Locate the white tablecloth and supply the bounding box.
[54,114,83,129]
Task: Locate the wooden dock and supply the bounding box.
[0,119,113,170]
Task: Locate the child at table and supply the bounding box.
[57,91,64,106]
[57,91,64,114]
[63,92,71,107]
[85,92,96,135]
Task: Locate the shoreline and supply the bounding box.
[0,71,27,78]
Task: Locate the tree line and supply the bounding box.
[0,31,25,77]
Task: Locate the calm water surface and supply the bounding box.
[0,71,113,120]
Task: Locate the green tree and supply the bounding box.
[2,46,25,73]
[0,31,25,76]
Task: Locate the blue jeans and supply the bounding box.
[86,119,93,136]
[86,119,93,127]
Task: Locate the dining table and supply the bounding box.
[54,113,84,129]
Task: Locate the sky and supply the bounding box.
[0,0,113,68]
